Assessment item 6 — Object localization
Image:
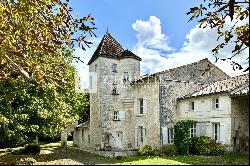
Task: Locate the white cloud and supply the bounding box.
[73,37,101,89]
[132,16,249,77]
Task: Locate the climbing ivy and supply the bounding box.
[174,120,197,155]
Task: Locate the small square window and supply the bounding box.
[112,64,117,72]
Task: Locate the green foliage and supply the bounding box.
[173,120,197,155]
[160,144,177,156]
[137,145,156,156]
[0,48,89,147]
[189,136,226,156]
[11,143,40,155]
[23,143,41,155]
[187,0,249,72]
[0,0,96,81]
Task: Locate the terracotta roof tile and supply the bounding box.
[88,33,141,65]
[180,73,249,98]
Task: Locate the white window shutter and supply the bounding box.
[196,123,201,136]
[143,127,146,146]
[184,102,189,112]
[219,97,224,111]
[200,123,206,136]
[219,123,225,144]
[119,111,125,120]
[135,126,138,147]
[143,98,147,114]
[205,122,212,138]
[209,99,213,111]
[134,99,137,115]
[162,127,168,145]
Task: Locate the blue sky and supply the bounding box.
[70,0,200,50]
[70,0,249,89]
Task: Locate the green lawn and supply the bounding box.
[0,142,248,165]
[120,155,249,165]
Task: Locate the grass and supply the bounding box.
[0,142,249,165]
[119,154,249,165]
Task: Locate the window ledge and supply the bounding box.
[113,119,121,121]
[112,93,120,95]
[136,114,146,117]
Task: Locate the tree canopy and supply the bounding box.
[187,0,249,71]
[0,0,96,83]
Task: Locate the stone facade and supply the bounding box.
[73,32,248,153]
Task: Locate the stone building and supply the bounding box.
[73,32,249,153]
[177,74,249,153]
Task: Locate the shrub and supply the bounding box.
[189,136,211,155]
[209,140,226,156]
[137,145,155,156]
[189,136,226,156]
[23,143,41,155]
[160,144,177,156]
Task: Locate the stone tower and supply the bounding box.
[88,32,142,149]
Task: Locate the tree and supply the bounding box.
[0,47,89,147]
[187,0,249,71]
[0,0,96,83]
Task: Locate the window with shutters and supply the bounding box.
[190,124,196,138]
[139,99,144,114]
[168,128,174,144]
[213,123,220,142]
[113,111,119,121]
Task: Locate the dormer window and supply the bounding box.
[112,64,117,72]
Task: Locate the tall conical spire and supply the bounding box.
[87,33,141,65]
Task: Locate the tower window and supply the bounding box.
[112,64,117,72]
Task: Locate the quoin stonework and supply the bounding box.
[73,32,249,154]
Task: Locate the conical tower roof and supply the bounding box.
[88,33,141,65]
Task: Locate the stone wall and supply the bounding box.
[89,56,140,149]
[158,59,230,145]
[177,93,232,149]
[231,96,249,153]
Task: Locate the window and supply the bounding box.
[123,72,129,83]
[191,101,195,111]
[139,126,143,142]
[215,98,219,109]
[112,84,118,95]
[213,123,220,142]
[113,111,119,120]
[112,64,117,72]
[190,124,196,138]
[136,126,146,147]
[139,99,143,114]
[168,128,174,144]
[212,98,219,110]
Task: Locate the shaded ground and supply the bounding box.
[0,142,117,165]
[0,142,249,165]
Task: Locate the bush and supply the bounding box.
[137,145,155,156]
[209,140,226,156]
[12,144,41,155]
[23,143,41,155]
[189,136,226,156]
[160,144,177,156]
